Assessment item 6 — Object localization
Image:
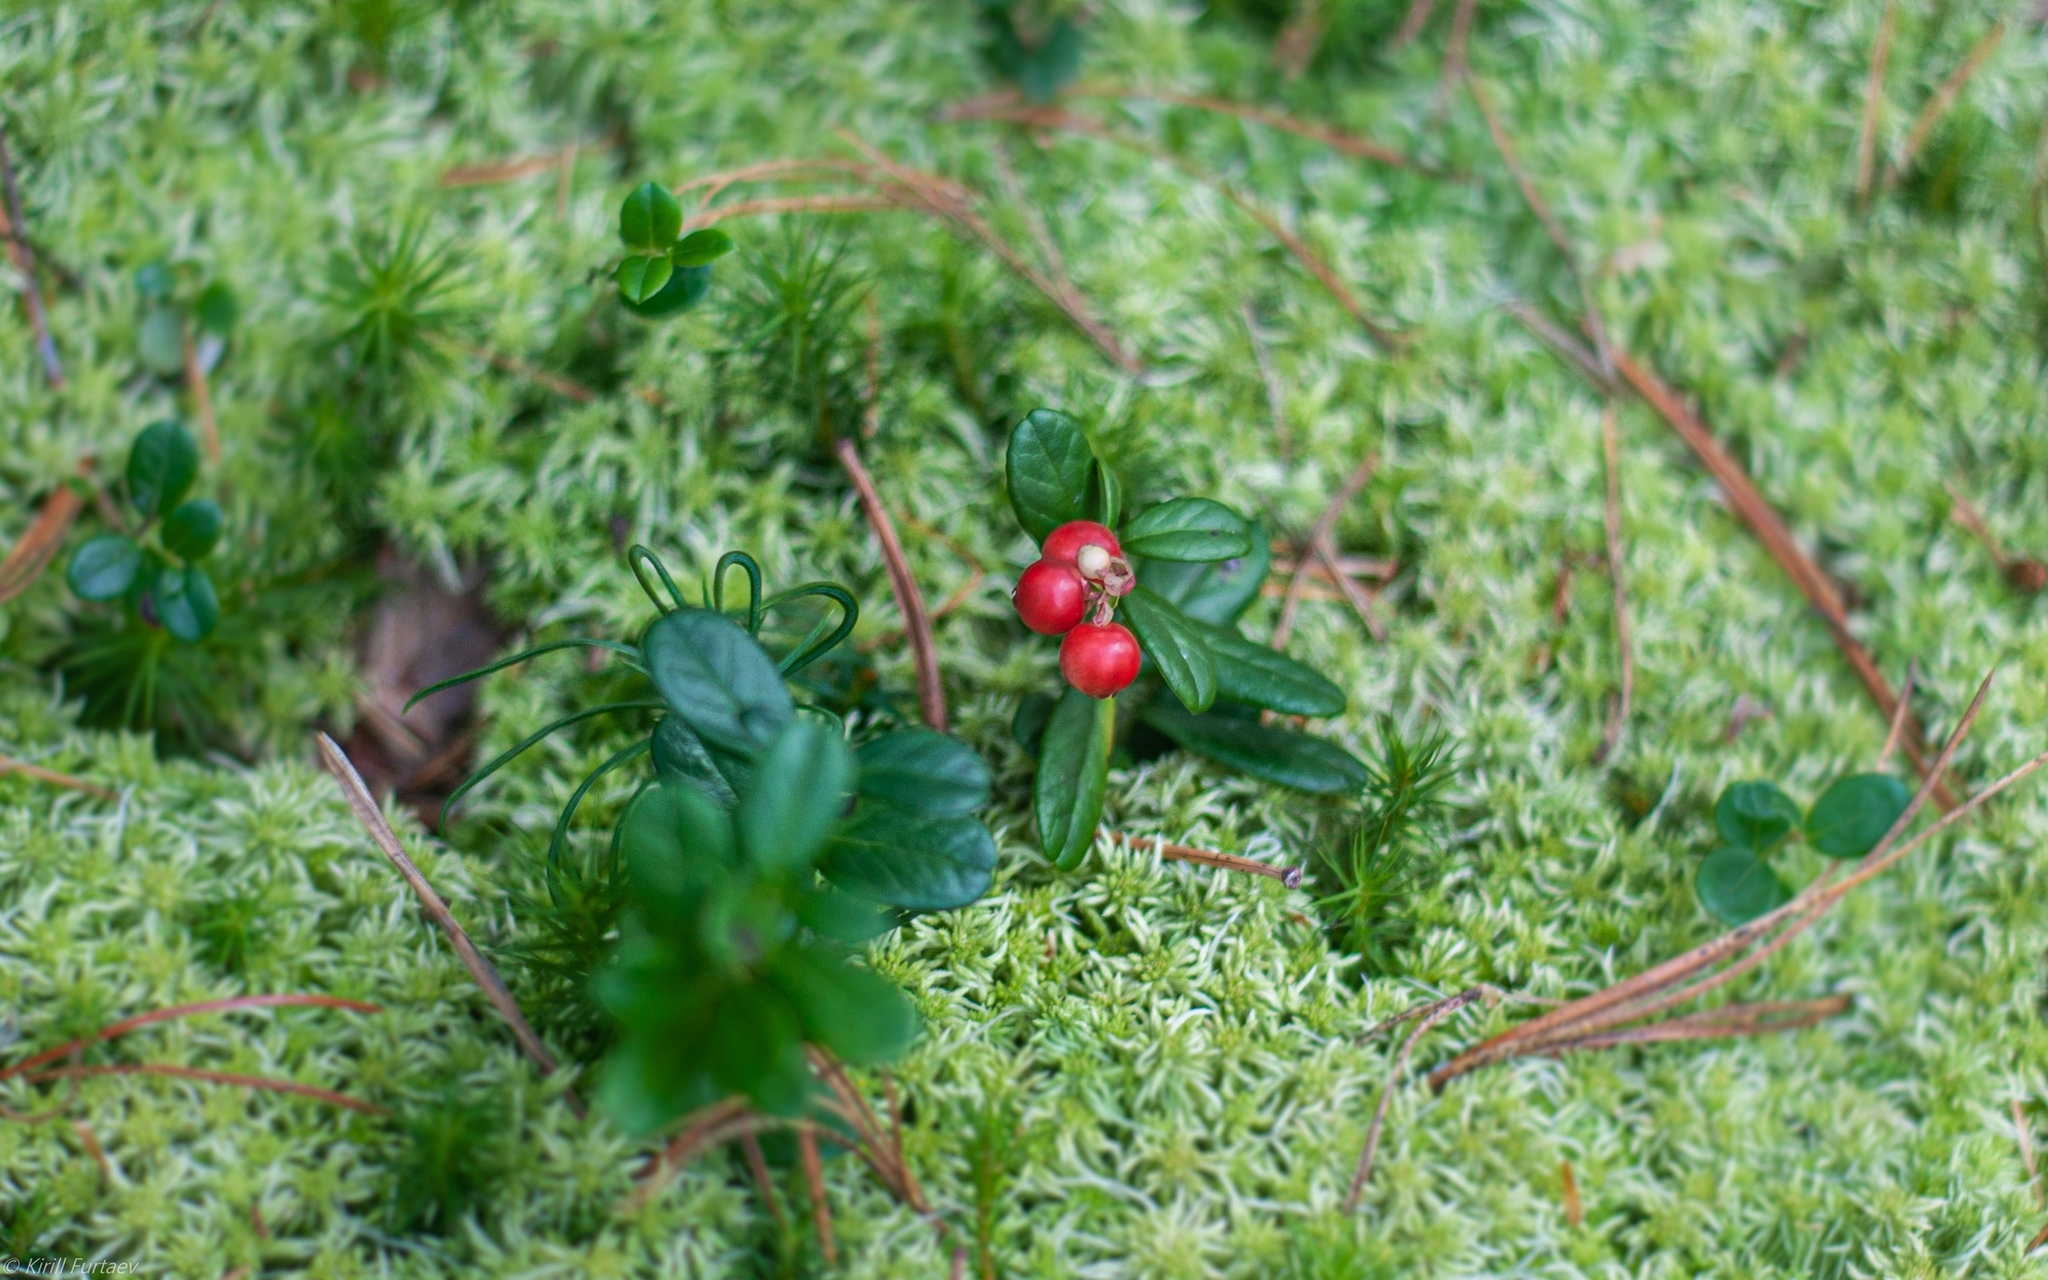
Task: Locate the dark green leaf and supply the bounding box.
[194,282,238,336]
[619,782,737,929]
[135,261,176,302]
[1805,773,1913,858]
[856,729,989,817]
[642,608,794,758]
[1120,498,1253,563]
[614,253,673,304]
[671,228,734,267]
[128,420,200,518]
[138,307,185,375]
[161,499,223,560]
[1140,700,1369,793]
[618,181,682,253]
[594,1032,715,1137]
[1142,522,1271,625]
[652,715,738,809]
[1193,619,1344,716]
[621,264,712,320]
[737,718,854,873]
[1035,687,1114,870]
[1005,408,1096,541]
[154,565,219,641]
[1087,459,1123,529]
[706,982,811,1113]
[1695,844,1792,924]
[1715,781,1802,851]
[1012,692,1055,757]
[67,535,141,601]
[822,802,996,909]
[794,885,894,942]
[1120,586,1218,713]
[773,944,916,1065]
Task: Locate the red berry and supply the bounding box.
[1059,622,1142,698]
[1041,521,1122,565]
[1012,559,1086,634]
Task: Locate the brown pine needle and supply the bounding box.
[316,732,586,1118]
[22,1063,384,1115]
[1888,20,2006,189]
[1854,1,1896,204]
[0,121,63,387]
[0,751,116,802]
[1345,985,1494,1212]
[835,438,947,731]
[1593,401,1633,763]
[799,1122,838,1265]
[1275,452,1379,650]
[0,476,86,604]
[1877,659,1917,772]
[1560,1160,1583,1227]
[1389,0,1440,52]
[1103,829,1304,888]
[2015,1096,2044,1208]
[2,994,381,1081]
[741,1130,789,1233]
[691,193,900,227]
[2031,1219,2048,1254]
[1063,86,1417,170]
[183,326,221,463]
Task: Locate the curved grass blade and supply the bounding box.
[438,700,666,831]
[714,550,764,633]
[547,738,653,901]
[629,545,690,613]
[403,639,644,712]
[763,583,859,675]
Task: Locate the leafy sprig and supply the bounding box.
[66,420,225,642]
[610,181,735,317]
[1696,773,1912,924]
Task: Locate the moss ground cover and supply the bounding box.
[4,0,2048,1275]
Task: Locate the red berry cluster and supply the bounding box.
[1011,520,1141,698]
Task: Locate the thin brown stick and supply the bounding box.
[183,327,221,463]
[805,1046,934,1217]
[624,1100,787,1214]
[316,732,586,1117]
[835,438,947,731]
[2,994,381,1081]
[1441,0,1478,99]
[0,752,116,801]
[692,193,901,228]
[1241,302,1293,462]
[1389,0,1441,52]
[740,1131,790,1233]
[2031,1219,2048,1254]
[1104,829,1303,888]
[676,158,877,203]
[1608,348,1949,806]
[1062,87,1417,170]
[1560,1160,1583,1227]
[1315,533,1389,642]
[70,1120,110,1181]
[22,1063,384,1114]
[1877,659,1917,772]
[440,142,608,189]
[1274,453,1378,650]
[0,478,85,604]
[1272,0,1326,79]
[438,336,596,404]
[1502,300,1618,396]
[799,1122,838,1266]
[1344,986,1491,1212]
[1854,1,1896,204]
[1888,20,2006,189]
[0,122,63,387]
[1593,402,1633,762]
[1532,995,1849,1054]
[2017,1096,2044,1208]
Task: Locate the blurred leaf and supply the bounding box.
[619,782,737,929]
[856,729,989,817]
[1696,844,1792,924]
[67,535,141,601]
[1006,408,1096,541]
[1121,498,1253,562]
[773,944,917,1065]
[1140,700,1369,793]
[736,717,854,873]
[614,253,674,305]
[1805,773,1912,858]
[134,261,176,302]
[822,801,996,909]
[1715,781,1802,851]
[138,307,185,375]
[642,608,794,759]
[128,421,200,518]
[1035,687,1113,870]
[161,499,224,561]
[651,715,738,809]
[619,181,683,253]
[621,263,713,320]
[1120,586,1218,713]
[671,228,735,267]
[154,565,219,642]
[194,281,238,336]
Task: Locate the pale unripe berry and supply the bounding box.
[1075,543,1110,576]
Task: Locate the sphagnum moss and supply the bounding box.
[3,0,2048,1276]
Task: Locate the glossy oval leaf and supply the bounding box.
[1142,522,1271,625]
[773,944,917,1065]
[1696,844,1793,925]
[194,281,239,336]
[1140,700,1370,793]
[619,181,683,253]
[614,253,674,305]
[1120,585,1217,713]
[1005,408,1096,541]
[856,729,990,817]
[651,715,739,809]
[1193,619,1345,716]
[621,264,712,320]
[671,228,735,267]
[1035,687,1113,870]
[138,307,185,376]
[1120,498,1253,563]
[620,782,737,929]
[161,499,224,561]
[1805,772,1913,858]
[67,534,142,601]
[642,608,794,758]
[128,420,200,518]
[822,802,996,909]
[154,564,220,641]
[1714,781,1802,851]
[737,717,855,874]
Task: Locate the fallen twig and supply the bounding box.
[19,1063,384,1115]
[1058,86,1417,170]
[740,1130,789,1232]
[0,476,85,604]
[1854,1,1896,204]
[1877,659,1917,772]
[1389,0,1440,53]
[0,751,116,801]
[316,732,586,1118]
[835,438,947,731]
[2016,1095,2043,1208]
[1344,986,1495,1212]
[1440,0,1478,100]
[1529,994,1849,1054]
[1,994,381,1082]
[183,327,221,463]
[1593,402,1633,762]
[1103,829,1304,888]
[0,121,63,387]
[1274,453,1379,650]
[1888,20,2006,189]
[799,1122,838,1265]
[1947,482,2046,594]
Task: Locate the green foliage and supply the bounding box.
[132,260,238,376]
[719,232,868,449]
[1311,718,1455,973]
[64,422,224,651]
[383,1080,519,1236]
[1033,686,1114,870]
[611,182,733,318]
[1696,772,1915,923]
[324,220,463,379]
[979,0,1083,102]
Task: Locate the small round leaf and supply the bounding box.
[1696,844,1792,925]
[138,307,185,376]
[614,253,674,305]
[128,420,200,518]
[161,499,224,560]
[134,261,176,302]
[618,181,683,254]
[1805,772,1912,858]
[67,535,142,601]
[1714,781,1802,851]
[154,565,220,642]
[194,281,239,336]
[620,263,713,320]
[670,228,734,267]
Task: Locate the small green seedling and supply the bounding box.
[611,182,735,318]
[980,0,1084,103]
[67,420,225,642]
[1695,773,1913,924]
[1003,408,1368,870]
[415,547,995,1130]
[135,260,237,377]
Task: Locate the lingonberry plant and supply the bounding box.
[67,420,225,643]
[134,261,237,378]
[1005,408,1368,869]
[413,546,995,1131]
[1695,773,1912,924]
[610,182,735,319]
